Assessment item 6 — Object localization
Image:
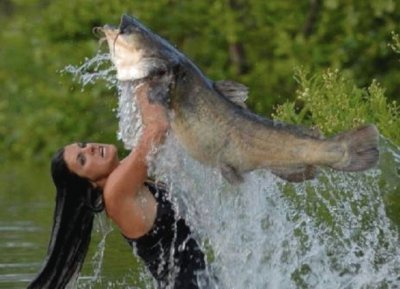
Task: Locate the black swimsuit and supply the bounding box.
[124,181,211,289]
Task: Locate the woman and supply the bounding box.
[27,83,213,289]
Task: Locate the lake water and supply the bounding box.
[0,163,151,289]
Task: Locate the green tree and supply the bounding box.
[1,0,399,163]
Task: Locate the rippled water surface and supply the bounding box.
[0,164,151,289]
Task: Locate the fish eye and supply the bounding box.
[157,68,166,76]
[78,142,87,148]
[119,27,129,35]
[119,26,136,35]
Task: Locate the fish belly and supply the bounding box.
[170,73,345,177]
[171,92,340,173]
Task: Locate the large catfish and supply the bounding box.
[99,15,379,184]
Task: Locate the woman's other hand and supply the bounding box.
[135,83,169,143]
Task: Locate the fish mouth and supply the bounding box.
[97,15,140,36]
[96,24,123,63]
[99,15,176,81]
[94,24,118,38]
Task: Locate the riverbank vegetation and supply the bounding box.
[1,0,399,164]
[273,66,400,143]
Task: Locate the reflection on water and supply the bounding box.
[0,218,44,288]
[0,164,52,288]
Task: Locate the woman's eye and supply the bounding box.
[78,154,86,166]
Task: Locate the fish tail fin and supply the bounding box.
[330,124,379,171]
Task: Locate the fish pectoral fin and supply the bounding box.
[214,80,249,108]
[270,166,317,182]
[220,164,244,185]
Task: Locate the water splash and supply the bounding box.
[62,53,117,89]
[148,135,400,289]
[67,53,400,288]
[76,213,114,289]
[63,57,143,149]
[115,82,143,150]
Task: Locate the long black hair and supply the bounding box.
[27,148,104,289]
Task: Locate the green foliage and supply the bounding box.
[389,31,400,55]
[1,0,400,163]
[273,67,400,145]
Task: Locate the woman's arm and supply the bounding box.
[103,82,169,237]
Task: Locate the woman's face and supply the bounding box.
[64,142,119,183]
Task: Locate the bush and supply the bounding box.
[272,67,400,145]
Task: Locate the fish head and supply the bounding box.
[100,14,181,82]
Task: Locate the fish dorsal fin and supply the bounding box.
[298,126,324,139]
[214,80,248,108]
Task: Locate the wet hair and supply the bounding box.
[27,148,104,289]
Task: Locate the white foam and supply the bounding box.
[67,53,400,289]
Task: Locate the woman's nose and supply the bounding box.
[83,144,95,154]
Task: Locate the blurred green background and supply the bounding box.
[1,0,399,165]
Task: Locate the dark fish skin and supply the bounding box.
[100,15,379,184]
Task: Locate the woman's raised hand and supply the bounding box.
[135,83,169,142]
